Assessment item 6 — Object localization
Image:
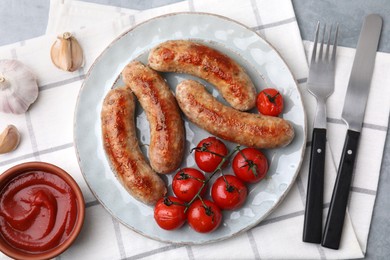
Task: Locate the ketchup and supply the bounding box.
[0,171,78,253]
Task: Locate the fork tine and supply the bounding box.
[318,24,326,60]
[331,24,339,62]
[325,25,332,60]
[311,22,320,64]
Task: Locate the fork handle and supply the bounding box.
[303,128,326,243]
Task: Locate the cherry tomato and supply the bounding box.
[232,148,268,183]
[172,168,207,202]
[211,175,248,210]
[256,88,284,117]
[154,196,187,230]
[194,137,228,172]
[187,199,222,233]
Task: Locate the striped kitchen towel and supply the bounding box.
[1,0,389,259]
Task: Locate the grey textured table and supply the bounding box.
[0,0,389,259]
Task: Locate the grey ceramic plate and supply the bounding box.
[74,12,306,244]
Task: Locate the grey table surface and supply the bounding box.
[0,0,389,259]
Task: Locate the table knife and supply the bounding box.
[321,14,383,250]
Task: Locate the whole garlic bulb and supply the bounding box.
[50,32,84,72]
[0,59,39,114]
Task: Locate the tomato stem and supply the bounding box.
[238,148,259,177]
[264,91,280,104]
[163,196,186,207]
[190,142,226,158]
[220,172,235,192]
[184,145,241,213]
[226,183,235,193]
[177,171,205,183]
[198,196,216,222]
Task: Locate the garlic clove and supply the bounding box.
[50,32,84,72]
[0,59,39,114]
[0,125,21,154]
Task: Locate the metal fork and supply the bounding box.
[303,22,339,244]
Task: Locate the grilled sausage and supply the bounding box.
[175,80,294,149]
[148,40,256,111]
[101,86,167,205]
[122,61,185,174]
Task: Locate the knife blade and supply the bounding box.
[321,14,382,250]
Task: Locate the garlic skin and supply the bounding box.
[51,32,84,72]
[0,125,21,154]
[0,60,39,114]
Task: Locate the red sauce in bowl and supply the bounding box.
[0,170,78,253]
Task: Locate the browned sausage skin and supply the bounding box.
[122,61,185,174]
[101,86,166,205]
[148,40,257,111]
[175,80,295,149]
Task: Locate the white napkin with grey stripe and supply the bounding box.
[1,0,389,259]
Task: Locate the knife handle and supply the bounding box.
[322,130,360,249]
[303,128,326,243]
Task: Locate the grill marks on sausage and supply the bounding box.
[185,93,278,143]
[176,80,294,149]
[184,44,237,85]
[134,76,168,132]
[148,40,257,111]
[160,47,175,62]
[122,61,185,174]
[170,43,243,98]
[101,87,167,205]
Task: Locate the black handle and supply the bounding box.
[322,130,360,249]
[303,128,327,243]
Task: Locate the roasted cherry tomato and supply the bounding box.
[211,175,248,210]
[172,168,207,202]
[194,137,228,172]
[256,88,284,117]
[154,196,187,230]
[187,199,222,233]
[232,148,268,183]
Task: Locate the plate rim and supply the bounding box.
[73,11,307,245]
